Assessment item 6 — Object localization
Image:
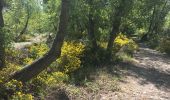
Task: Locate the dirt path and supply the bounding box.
[115,46,170,100]
[45,46,170,100]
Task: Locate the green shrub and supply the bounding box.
[147,35,159,49]
[82,46,108,65]
[159,37,170,55]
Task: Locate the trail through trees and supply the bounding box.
[113,45,170,99]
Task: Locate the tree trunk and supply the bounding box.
[0,0,5,69]
[15,6,31,41]
[107,16,122,54]
[88,13,97,49]
[147,6,156,36]
[107,0,133,57]
[10,0,70,82]
[87,0,97,49]
[107,0,124,56]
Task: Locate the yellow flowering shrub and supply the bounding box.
[26,43,49,59]
[29,71,68,94]
[57,42,85,73]
[5,79,23,91]
[23,43,49,65]
[0,63,21,83]
[0,62,34,99]
[114,33,130,47]
[113,33,138,54]
[11,92,34,100]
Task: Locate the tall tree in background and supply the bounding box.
[107,0,133,57]
[0,0,5,69]
[10,0,70,82]
[15,4,31,41]
[141,0,169,41]
[148,0,169,36]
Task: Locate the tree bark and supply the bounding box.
[87,0,97,49]
[107,0,133,57]
[10,0,70,82]
[88,13,97,49]
[107,0,124,56]
[0,0,5,69]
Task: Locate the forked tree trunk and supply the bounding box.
[0,0,5,69]
[10,0,70,82]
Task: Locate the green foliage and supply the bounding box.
[147,35,160,49]
[159,37,170,55]
[82,46,108,65]
[2,0,170,99]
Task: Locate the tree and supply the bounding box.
[15,3,31,41]
[10,0,70,82]
[87,0,98,49]
[141,0,169,41]
[0,0,5,69]
[107,0,133,57]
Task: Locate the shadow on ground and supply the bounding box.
[119,62,170,91]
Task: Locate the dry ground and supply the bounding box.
[113,46,170,100]
[45,46,170,100]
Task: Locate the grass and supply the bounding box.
[44,65,122,99]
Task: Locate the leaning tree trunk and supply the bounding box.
[10,0,70,82]
[0,0,5,69]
